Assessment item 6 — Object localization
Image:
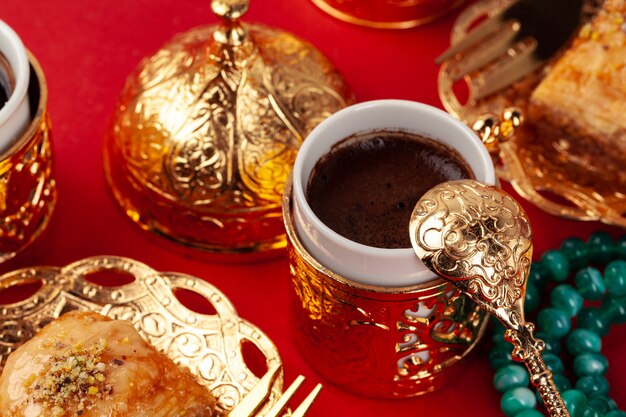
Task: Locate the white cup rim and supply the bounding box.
[0,21,29,130]
[292,99,496,286]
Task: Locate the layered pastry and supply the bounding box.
[529,0,626,174]
[0,311,215,417]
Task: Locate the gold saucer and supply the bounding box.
[0,256,282,416]
[438,0,625,228]
[310,0,467,29]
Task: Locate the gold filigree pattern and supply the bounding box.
[410,180,532,313]
[283,179,487,398]
[104,9,352,257]
[0,256,282,417]
[0,53,56,266]
[410,179,569,417]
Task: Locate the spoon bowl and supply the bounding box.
[410,179,570,417]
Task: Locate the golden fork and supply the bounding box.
[228,365,322,417]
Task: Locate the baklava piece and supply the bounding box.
[529,0,626,171]
[0,311,215,417]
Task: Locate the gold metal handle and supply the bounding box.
[525,354,570,417]
[506,324,571,417]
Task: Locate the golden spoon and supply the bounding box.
[409,179,570,417]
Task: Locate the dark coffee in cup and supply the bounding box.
[306,130,474,249]
[0,53,12,110]
[0,83,8,110]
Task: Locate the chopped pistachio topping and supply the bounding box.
[26,338,116,416]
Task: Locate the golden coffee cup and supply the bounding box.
[283,100,494,397]
[0,51,55,269]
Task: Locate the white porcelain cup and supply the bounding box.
[292,99,496,287]
[0,20,31,153]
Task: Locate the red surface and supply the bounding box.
[1,1,624,416]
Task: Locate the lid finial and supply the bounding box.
[211,0,249,45]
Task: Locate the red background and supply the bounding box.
[1,1,624,416]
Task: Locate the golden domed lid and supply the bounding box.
[104,0,353,257]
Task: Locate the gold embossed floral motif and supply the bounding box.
[104,0,352,257]
[411,180,532,312]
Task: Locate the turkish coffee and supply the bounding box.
[0,53,12,110]
[306,130,474,249]
[0,84,8,110]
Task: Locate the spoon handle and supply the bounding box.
[523,349,570,417]
[506,324,571,417]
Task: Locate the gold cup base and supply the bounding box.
[282,177,487,398]
[0,51,55,270]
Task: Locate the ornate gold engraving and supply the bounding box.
[283,177,487,398]
[410,180,532,314]
[0,256,282,417]
[105,2,352,257]
[0,52,56,266]
[410,179,569,417]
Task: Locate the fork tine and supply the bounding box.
[470,39,542,101]
[448,19,521,80]
[436,11,509,64]
[290,384,323,417]
[263,375,305,417]
[228,364,281,417]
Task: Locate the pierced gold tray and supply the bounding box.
[0,256,283,416]
[438,0,626,228]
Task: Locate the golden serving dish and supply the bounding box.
[0,256,283,416]
[0,52,55,269]
[438,0,625,228]
[104,0,353,259]
[311,0,467,29]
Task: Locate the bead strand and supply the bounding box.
[489,232,626,417]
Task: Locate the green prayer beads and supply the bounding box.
[525,282,540,313]
[541,250,570,282]
[561,237,590,270]
[494,365,530,393]
[605,261,626,297]
[562,389,587,416]
[489,341,513,369]
[576,375,610,397]
[578,307,611,337]
[573,353,608,377]
[543,353,565,374]
[567,329,602,355]
[537,307,571,338]
[490,233,623,417]
[615,236,626,261]
[501,387,537,417]
[552,284,584,317]
[576,268,606,301]
[588,232,614,264]
[536,331,561,354]
[603,296,626,324]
